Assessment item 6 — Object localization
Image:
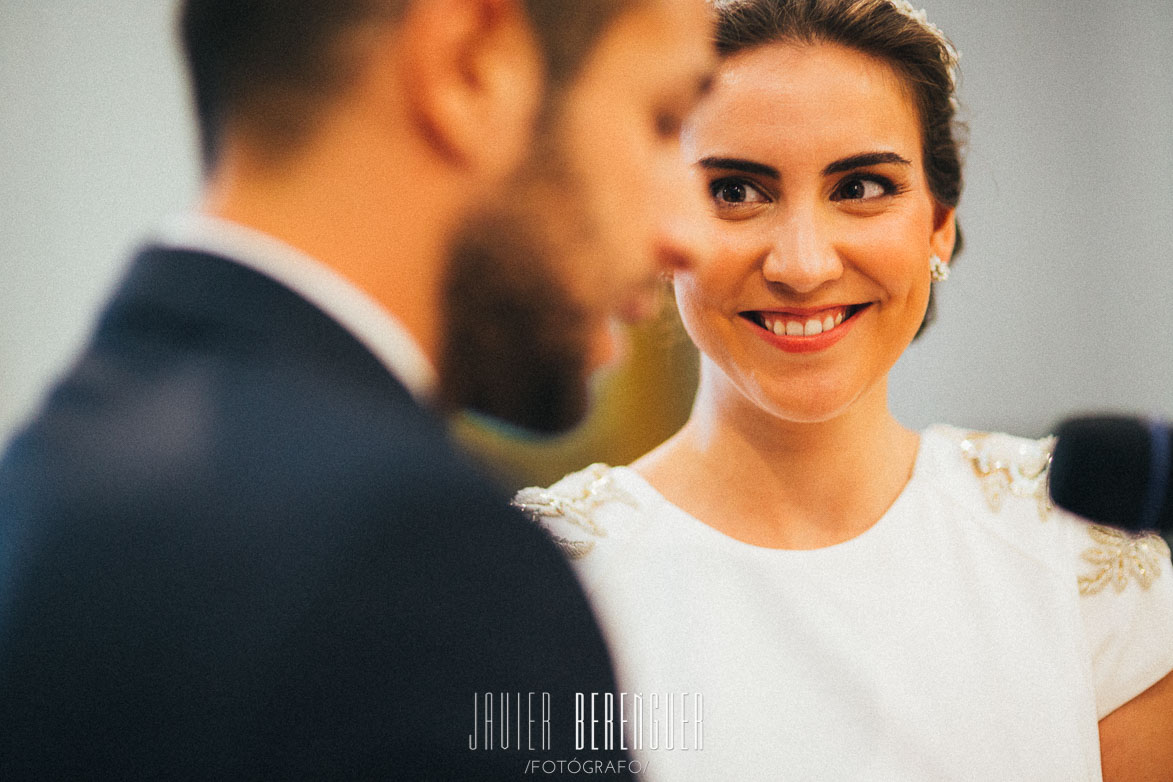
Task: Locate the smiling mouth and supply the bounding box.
[741,304,870,337]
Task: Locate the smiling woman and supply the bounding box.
[515,1,1173,780]
[674,38,952,426]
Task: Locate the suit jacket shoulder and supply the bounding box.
[0,246,629,780]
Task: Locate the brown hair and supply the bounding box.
[712,0,965,334]
[180,0,633,167]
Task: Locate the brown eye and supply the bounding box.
[832,176,892,201]
[710,178,767,205]
[717,182,747,202]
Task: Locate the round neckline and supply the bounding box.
[610,426,949,557]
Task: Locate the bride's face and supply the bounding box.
[676,41,955,424]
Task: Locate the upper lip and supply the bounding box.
[740,303,870,317]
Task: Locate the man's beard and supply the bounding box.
[438,173,596,434]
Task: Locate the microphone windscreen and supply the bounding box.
[1049,416,1172,534]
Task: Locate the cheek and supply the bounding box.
[617,140,668,248]
[671,273,706,330]
[844,216,932,295]
[672,267,735,356]
[672,221,766,327]
[580,139,656,264]
[686,226,761,299]
[850,226,934,348]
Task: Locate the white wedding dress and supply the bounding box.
[515,425,1173,782]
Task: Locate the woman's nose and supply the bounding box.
[760,207,842,294]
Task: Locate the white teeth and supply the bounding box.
[759,307,850,337]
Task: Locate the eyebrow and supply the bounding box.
[697,157,780,179]
[823,152,911,175]
[697,151,912,180]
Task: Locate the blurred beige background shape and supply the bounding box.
[453,309,699,490]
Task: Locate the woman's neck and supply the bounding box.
[633,367,920,550]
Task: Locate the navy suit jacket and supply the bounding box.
[0,247,630,779]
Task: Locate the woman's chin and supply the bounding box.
[739,375,879,427]
[743,391,856,426]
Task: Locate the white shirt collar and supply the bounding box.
[153,212,438,404]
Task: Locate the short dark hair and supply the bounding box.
[180,0,635,167]
[712,0,965,336]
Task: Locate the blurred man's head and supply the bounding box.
[181,0,714,432]
[181,0,641,168]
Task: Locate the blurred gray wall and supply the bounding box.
[891,0,1173,435]
[2,0,1171,444]
[1,1,199,442]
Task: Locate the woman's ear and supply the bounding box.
[930,203,957,262]
[399,0,545,173]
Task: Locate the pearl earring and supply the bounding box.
[929,254,950,282]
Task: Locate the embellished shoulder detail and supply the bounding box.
[951,427,1171,595]
[1078,525,1172,596]
[513,464,639,560]
[958,430,1055,520]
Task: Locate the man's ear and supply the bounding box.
[399,0,545,172]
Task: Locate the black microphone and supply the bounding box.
[1049,415,1173,535]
